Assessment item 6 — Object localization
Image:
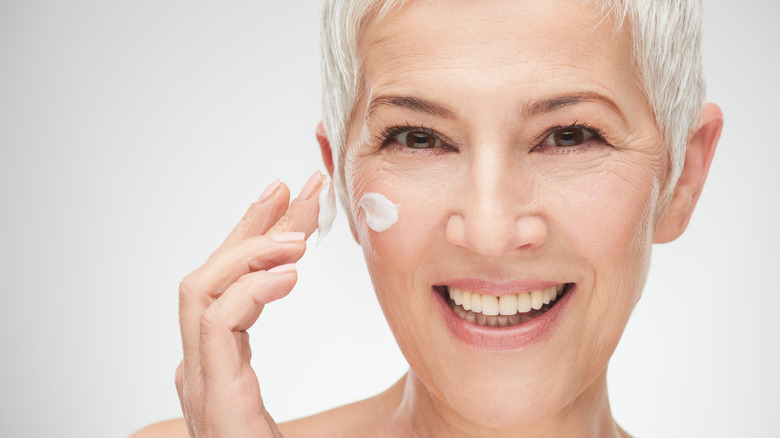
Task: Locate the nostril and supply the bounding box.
[446,212,548,255]
[514,216,548,250]
[445,214,468,248]
[446,212,521,257]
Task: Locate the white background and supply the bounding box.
[1,1,778,437]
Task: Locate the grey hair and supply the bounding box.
[320,0,706,204]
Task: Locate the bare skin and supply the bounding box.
[132,373,630,438]
[131,0,722,437]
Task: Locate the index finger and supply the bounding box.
[220,180,291,250]
[265,171,325,239]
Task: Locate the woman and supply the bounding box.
[135,0,722,436]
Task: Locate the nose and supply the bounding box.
[445,154,548,257]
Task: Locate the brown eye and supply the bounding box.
[535,125,604,153]
[400,130,439,149]
[551,127,591,147]
[554,129,582,146]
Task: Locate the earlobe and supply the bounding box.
[316,122,335,178]
[654,103,723,243]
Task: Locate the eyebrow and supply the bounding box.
[521,91,627,122]
[367,95,456,119]
[366,91,626,122]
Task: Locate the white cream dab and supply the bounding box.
[316,175,336,245]
[358,192,399,232]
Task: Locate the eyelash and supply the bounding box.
[533,122,610,154]
[376,124,453,152]
[375,123,610,153]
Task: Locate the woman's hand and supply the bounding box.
[175,172,326,438]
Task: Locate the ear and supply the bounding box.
[654,103,723,243]
[316,121,335,178]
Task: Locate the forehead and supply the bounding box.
[357,0,642,118]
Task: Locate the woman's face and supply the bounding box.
[342,0,668,426]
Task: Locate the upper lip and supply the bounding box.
[436,278,567,297]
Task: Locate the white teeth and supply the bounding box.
[470,292,482,313]
[547,286,558,303]
[530,290,544,310]
[446,284,568,323]
[498,294,518,316]
[550,286,559,301]
[516,292,532,313]
[462,289,472,311]
[481,294,499,316]
[452,287,463,306]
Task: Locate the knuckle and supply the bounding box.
[237,236,259,253]
[178,271,200,302]
[235,272,258,288]
[272,213,293,233]
[199,304,221,334]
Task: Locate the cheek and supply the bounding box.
[537,156,662,310]
[568,181,653,258]
[344,163,453,347]
[541,154,662,268]
[534,161,662,376]
[554,160,659,337]
[345,159,448,268]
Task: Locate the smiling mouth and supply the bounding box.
[436,284,573,328]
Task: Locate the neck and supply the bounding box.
[387,368,628,438]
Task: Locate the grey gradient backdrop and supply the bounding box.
[1,1,778,436]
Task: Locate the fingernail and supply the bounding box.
[297,171,323,201]
[269,232,305,242]
[268,263,296,273]
[259,179,281,202]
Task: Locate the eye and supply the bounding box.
[545,126,594,147]
[395,130,441,149]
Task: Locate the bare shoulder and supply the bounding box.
[127,378,404,438]
[127,408,384,438]
[128,418,188,438]
[124,395,393,438]
[279,378,404,438]
[278,399,387,438]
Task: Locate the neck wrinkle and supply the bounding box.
[389,368,628,438]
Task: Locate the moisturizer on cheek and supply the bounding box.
[358,192,400,232]
[317,175,336,245]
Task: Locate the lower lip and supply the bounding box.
[432,285,574,350]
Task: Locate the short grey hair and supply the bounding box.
[320,0,705,205]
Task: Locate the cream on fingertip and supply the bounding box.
[316,175,337,245]
[358,192,399,232]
